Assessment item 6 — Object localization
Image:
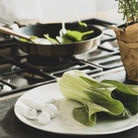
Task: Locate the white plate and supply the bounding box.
[14,83,138,135]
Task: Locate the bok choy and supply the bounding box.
[57,70,138,127]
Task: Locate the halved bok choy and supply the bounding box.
[57,70,138,127]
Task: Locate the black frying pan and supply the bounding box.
[14,22,103,58]
[0,18,110,57]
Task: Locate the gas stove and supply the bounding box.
[0,18,130,98]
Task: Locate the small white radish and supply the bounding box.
[23,108,37,120]
[16,101,37,119]
[38,112,51,125]
[46,98,56,104]
[21,97,57,111]
[21,98,45,111]
[42,104,57,119]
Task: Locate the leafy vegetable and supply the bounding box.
[59,22,67,36]
[19,21,94,45]
[78,21,87,27]
[101,80,138,115]
[19,35,53,45]
[63,30,94,41]
[57,70,138,127]
[44,34,59,44]
[78,21,89,32]
[20,37,30,43]
[19,35,39,43]
[57,70,122,126]
[56,36,73,44]
[30,36,39,39]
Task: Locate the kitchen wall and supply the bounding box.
[34,0,118,22]
[96,0,117,12]
[0,0,118,23]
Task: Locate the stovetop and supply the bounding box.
[0,18,127,98]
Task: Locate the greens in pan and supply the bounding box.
[57,70,138,127]
[20,21,94,45]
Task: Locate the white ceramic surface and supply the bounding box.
[14,83,138,135]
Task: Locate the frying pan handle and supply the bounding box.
[0,17,19,31]
[0,17,12,26]
[0,26,30,40]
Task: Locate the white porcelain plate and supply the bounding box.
[14,83,138,135]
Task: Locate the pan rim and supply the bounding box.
[15,22,103,46]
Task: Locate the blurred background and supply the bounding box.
[0,0,122,24]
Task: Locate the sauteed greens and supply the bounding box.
[20,21,94,45]
[57,70,138,127]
